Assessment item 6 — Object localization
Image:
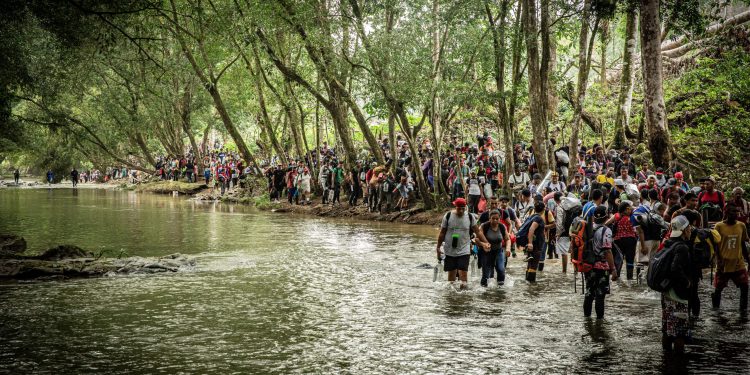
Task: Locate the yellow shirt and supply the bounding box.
[596,174,614,186]
[715,222,749,273]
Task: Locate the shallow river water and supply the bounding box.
[0,188,748,374]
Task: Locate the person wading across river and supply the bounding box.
[436,198,491,290]
[659,215,694,353]
[585,205,618,319]
[711,204,749,314]
[479,209,511,287]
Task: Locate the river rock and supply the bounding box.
[36,245,93,260]
[0,252,195,280]
[0,235,27,256]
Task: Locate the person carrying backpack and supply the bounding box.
[711,204,749,313]
[636,201,669,270]
[479,209,511,287]
[656,215,694,353]
[606,201,639,280]
[584,206,618,319]
[697,176,725,227]
[517,201,547,283]
[436,198,491,290]
[556,194,582,273]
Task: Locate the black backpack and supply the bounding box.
[637,211,668,241]
[693,228,718,269]
[648,240,681,292]
[561,205,583,238]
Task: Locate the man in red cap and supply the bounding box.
[436,198,491,289]
[674,171,689,192]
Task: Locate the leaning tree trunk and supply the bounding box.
[612,6,636,149]
[394,104,434,209]
[523,0,549,173]
[640,0,673,168]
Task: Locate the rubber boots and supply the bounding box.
[711,291,721,309]
[525,268,537,283]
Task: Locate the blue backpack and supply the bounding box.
[515,214,540,247]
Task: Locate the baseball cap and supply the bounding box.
[674,172,684,179]
[614,179,625,187]
[551,171,559,177]
[593,205,608,221]
[452,198,467,207]
[670,215,690,238]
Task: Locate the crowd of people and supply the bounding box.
[435,141,749,354]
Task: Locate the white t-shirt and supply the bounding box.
[441,212,478,257]
[548,181,566,193]
[468,178,481,196]
[509,173,530,191]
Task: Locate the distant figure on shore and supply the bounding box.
[46,170,54,186]
[13,168,20,185]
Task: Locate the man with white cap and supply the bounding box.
[659,215,694,353]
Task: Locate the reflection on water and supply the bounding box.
[0,188,748,374]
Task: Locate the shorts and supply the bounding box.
[637,240,660,264]
[444,254,470,272]
[556,236,570,255]
[714,269,749,289]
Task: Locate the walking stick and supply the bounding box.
[574,270,577,293]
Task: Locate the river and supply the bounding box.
[0,188,748,374]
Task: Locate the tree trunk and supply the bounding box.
[540,0,553,168]
[388,112,396,173]
[567,0,594,182]
[612,6,636,149]
[599,19,610,90]
[640,0,673,168]
[524,0,550,173]
[134,131,156,167]
[394,103,434,209]
[207,85,259,170]
[178,86,203,166]
[486,0,514,193]
[432,0,445,196]
[506,1,522,176]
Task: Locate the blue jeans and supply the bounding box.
[480,250,507,285]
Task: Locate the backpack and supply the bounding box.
[636,211,668,241]
[515,214,540,247]
[569,216,599,273]
[693,228,719,269]
[648,240,681,292]
[445,212,475,234]
[699,202,724,226]
[561,205,583,238]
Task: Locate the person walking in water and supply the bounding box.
[584,205,618,319]
[479,209,511,287]
[13,168,20,185]
[711,204,749,314]
[436,198,491,289]
[70,168,79,188]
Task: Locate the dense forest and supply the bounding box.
[1,0,749,195]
